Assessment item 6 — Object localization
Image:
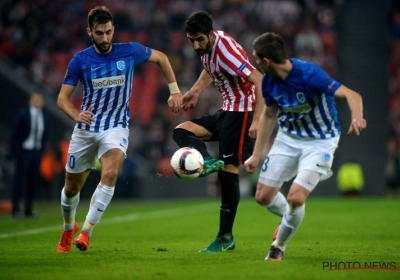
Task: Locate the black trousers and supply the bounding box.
[12,150,42,215]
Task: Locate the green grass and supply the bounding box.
[0,197,399,280]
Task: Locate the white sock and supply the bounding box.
[61,187,80,230]
[274,204,305,251]
[264,191,288,217]
[83,183,114,235]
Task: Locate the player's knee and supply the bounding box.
[255,191,267,205]
[255,185,275,205]
[287,194,305,208]
[172,128,194,145]
[64,182,81,197]
[101,168,119,183]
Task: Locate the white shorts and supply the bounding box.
[258,131,340,187]
[66,127,129,174]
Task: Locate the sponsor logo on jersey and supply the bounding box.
[116,61,125,71]
[92,75,125,89]
[281,103,312,114]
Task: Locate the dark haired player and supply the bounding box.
[246,32,366,260]
[56,5,182,252]
[172,11,264,253]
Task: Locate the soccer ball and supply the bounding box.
[170,147,204,180]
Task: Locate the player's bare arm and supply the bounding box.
[247,69,264,139]
[182,70,213,111]
[334,85,367,135]
[245,104,278,173]
[57,84,94,125]
[148,49,182,113]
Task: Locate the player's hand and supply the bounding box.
[168,93,182,113]
[347,117,367,135]
[75,105,94,125]
[182,90,199,111]
[244,155,259,174]
[248,119,259,139]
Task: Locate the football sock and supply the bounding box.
[61,187,80,231]
[83,183,114,236]
[217,171,240,237]
[172,128,211,158]
[274,204,305,251]
[264,191,288,217]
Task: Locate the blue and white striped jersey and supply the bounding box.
[63,43,152,132]
[262,58,342,139]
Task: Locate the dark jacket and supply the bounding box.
[7,107,48,160]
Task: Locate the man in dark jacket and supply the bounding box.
[7,93,48,218]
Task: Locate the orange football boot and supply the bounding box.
[73,231,90,251]
[56,222,79,253]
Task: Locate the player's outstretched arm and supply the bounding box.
[245,104,277,173]
[334,85,367,135]
[57,84,94,125]
[148,49,182,113]
[182,70,213,111]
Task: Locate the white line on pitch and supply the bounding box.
[0,203,216,239]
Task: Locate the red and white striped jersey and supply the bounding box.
[201,30,256,112]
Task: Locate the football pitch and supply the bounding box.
[0,197,399,280]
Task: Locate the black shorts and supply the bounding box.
[191,109,255,165]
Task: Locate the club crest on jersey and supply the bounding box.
[116,61,125,71]
[322,153,331,162]
[296,92,306,103]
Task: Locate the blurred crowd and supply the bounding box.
[0,0,338,198]
[387,2,400,197]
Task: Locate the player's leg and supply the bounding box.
[199,166,239,253]
[272,135,339,251]
[256,132,301,260]
[57,128,97,253]
[255,134,296,219]
[172,112,224,176]
[199,111,250,253]
[266,135,339,260]
[57,170,90,253]
[274,177,312,247]
[74,128,128,251]
[255,181,288,261]
[267,170,319,261]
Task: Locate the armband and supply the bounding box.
[168,82,180,95]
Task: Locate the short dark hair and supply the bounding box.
[87,6,113,30]
[184,11,213,35]
[253,32,288,64]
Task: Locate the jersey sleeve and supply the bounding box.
[261,76,276,106]
[218,36,255,80]
[63,55,81,86]
[128,42,152,65]
[307,65,341,96]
